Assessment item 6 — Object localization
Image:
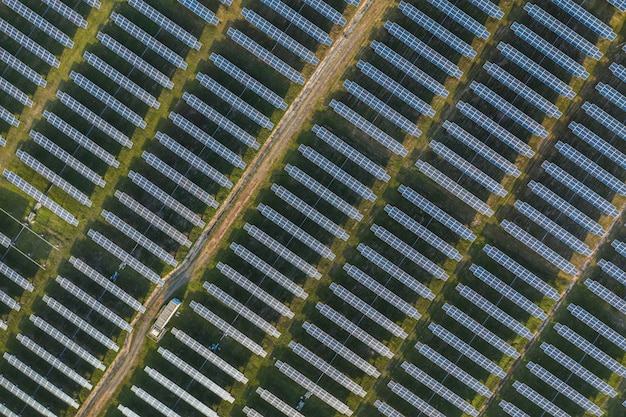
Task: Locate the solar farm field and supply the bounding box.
[0,0,624,417]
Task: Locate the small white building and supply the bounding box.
[149,298,181,341]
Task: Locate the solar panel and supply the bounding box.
[271,183,348,240]
[244,223,321,278]
[514,200,591,256]
[597,82,626,113]
[344,80,421,136]
[43,295,119,351]
[398,184,475,241]
[210,53,287,110]
[344,263,420,319]
[470,81,547,137]
[385,21,462,78]
[0,75,32,107]
[484,62,561,118]
[443,121,519,178]
[70,70,146,128]
[483,244,559,300]
[399,1,476,58]
[316,302,393,358]
[204,282,280,337]
[357,61,435,117]
[55,275,132,331]
[468,0,503,18]
[257,203,335,259]
[402,362,479,416]
[115,190,191,247]
[197,72,273,129]
[374,400,405,417]
[156,131,233,188]
[527,180,604,236]
[70,256,145,313]
[142,151,218,208]
[0,105,18,127]
[285,164,362,220]
[217,262,293,317]
[427,0,490,38]
[499,400,530,417]
[57,90,131,147]
[551,0,616,40]
[443,303,519,358]
[312,125,389,181]
[117,405,140,417]
[231,242,307,299]
[582,102,626,141]
[497,42,575,99]
[182,92,260,149]
[84,52,160,109]
[330,283,406,338]
[415,160,494,216]
[190,300,267,357]
[303,0,345,25]
[0,289,18,311]
[542,161,618,216]
[3,0,73,48]
[385,205,461,261]
[370,41,448,97]
[299,144,376,201]
[171,327,248,383]
[83,0,100,8]
[43,111,119,168]
[3,169,78,226]
[167,115,245,169]
[599,259,626,286]
[88,229,164,285]
[0,231,10,248]
[227,28,305,84]
[569,121,626,170]
[289,341,366,396]
[16,334,92,389]
[556,140,626,195]
[275,360,353,416]
[128,170,206,227]
[29,315,105,370]
[102,210,177,266]
[610,62,626,83]
[457,101,534,157]
[469,264,547,319]
[456,283,533,339]
[158,347,234,402]
[0,374,56,417]
[0,260,32,291]
[555,323,626,377]
[177,0,219,25]
[540,342,617,397]
[568,304,626,350]
[260,0,333,45]
[0,46,46,87]
[330,99,407,156]
[131,385,182,417]
[16,149,91,207]
[359,241,439,296]
[129,0,200,50]
[42,0,87,28]
[302,321,380,376]
[525,3,601,59]
[256,387,304,417]
[96,32,173,89]
[415,342,492,397]
[388,380,445,417]
[0,17,59,67]
[512,381,569,417]
[430,140,507,196]
[241,8,318,65]
[511,22,588,79]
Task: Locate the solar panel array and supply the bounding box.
[129,0,201,50]
[260,0,332,45]
[0,46,46,87]
[0,17,59,67]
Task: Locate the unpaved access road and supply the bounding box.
[77,1,389,415]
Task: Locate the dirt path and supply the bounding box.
[78,1,388,415]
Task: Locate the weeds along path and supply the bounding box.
[79,0,390,415]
